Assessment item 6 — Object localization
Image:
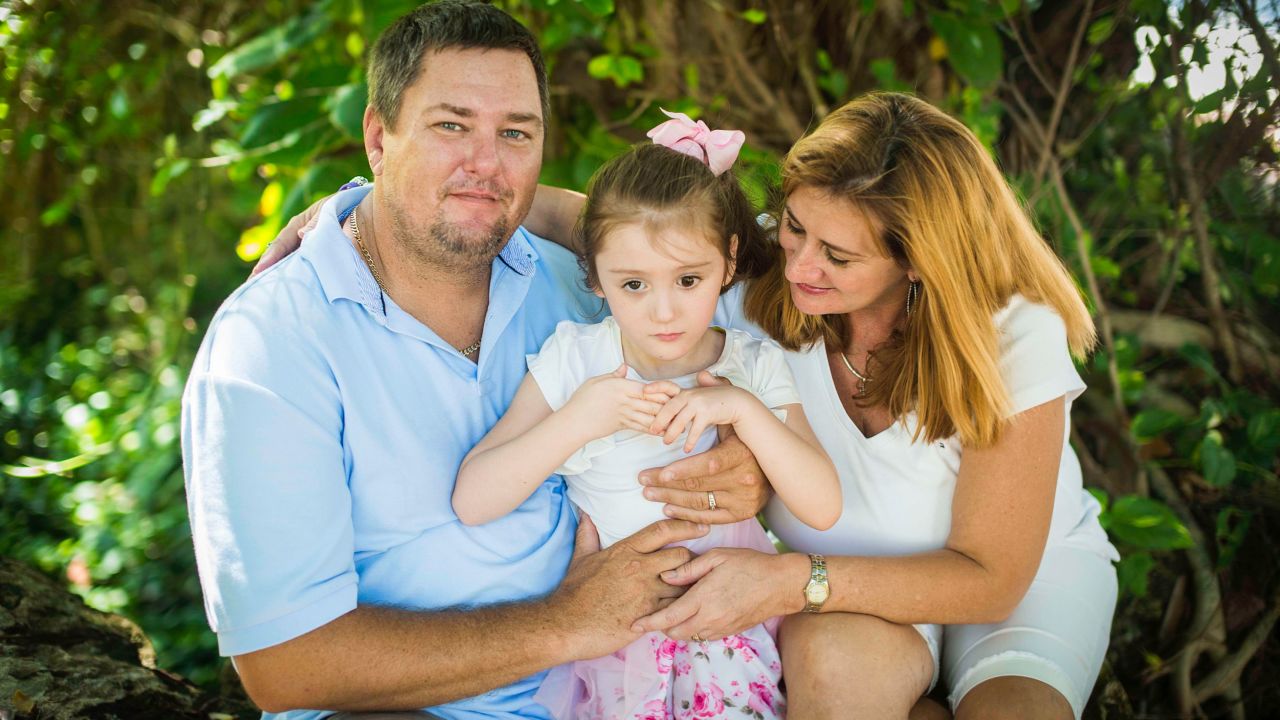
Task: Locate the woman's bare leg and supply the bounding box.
[954,676,1073,720]
[781,613,935,719]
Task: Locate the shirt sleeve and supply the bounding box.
[744,335,803,410]
[182,310,358,656]
[997,297,1087,417]
[526,320,587,411]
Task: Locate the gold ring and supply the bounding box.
[706,491,717,510]
[691,634,705,643]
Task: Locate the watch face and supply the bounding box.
[805,583,829,604]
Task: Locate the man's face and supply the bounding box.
[371,47,543,270]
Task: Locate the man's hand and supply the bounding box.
[550,514,707,660]
[251,194,329,276]
[639,371,771,524]
[638,434,771,525]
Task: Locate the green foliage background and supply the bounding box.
[2,0,1278,715]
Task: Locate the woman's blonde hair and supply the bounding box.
[745,92,1095,447]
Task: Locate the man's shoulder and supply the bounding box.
[519,228,602,323]
[191,253,336,381]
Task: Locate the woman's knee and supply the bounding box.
[781,613,934,700]
[954,676,1073,720]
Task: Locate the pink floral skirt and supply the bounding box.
[534,520,786,720]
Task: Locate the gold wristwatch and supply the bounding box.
[802,553,829,613]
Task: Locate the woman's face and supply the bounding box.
[778,185,913,320]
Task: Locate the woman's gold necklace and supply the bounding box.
[838,351,870,397]
[349,206,481,359]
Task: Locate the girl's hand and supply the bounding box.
[567,364,669,438]
[251,194,330,276]
[649,371,749,452]
[632,549,806,641]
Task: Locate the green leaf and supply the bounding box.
[1198,431,1237,487]
[741,9,767,24]
[150,158,190,196]
[328,81,367,139]
[928,11,1002,88]
[1247,410,1280,454]
[207,6,334,79]
[1087,486,1109,514]
[1130,409,1185,441]
[580,0,614,16]
[1179,343,1224,385]
[239,97,324,149]
[1214,507,1250,569]
[587,54,644,87]
[1117,551,1155,597]
[1106,495,1194,550]
[1086,16,1116,45]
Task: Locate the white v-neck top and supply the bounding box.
[714,288,1118,562]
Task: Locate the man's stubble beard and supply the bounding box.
[385,190,513,278]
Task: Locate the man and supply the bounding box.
[182,2,765,718]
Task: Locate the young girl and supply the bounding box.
[452,110,841,720]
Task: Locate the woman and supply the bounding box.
[262,92,1118,719]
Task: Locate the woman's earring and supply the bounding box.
[906,280,920,317]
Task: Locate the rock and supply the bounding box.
[0,558,254,720]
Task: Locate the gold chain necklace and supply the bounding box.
[839,351,870,397]
[349,206,481,358]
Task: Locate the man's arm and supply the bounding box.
[234,516,706,713]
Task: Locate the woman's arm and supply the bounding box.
[453,366,666,525]
[524,184,586,253]
[649,374,840,530]
[637,395,1067,638]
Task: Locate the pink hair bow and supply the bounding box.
[646,108,745,176]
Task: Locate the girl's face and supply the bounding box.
[593,221,733,375]
[778,185,914,321]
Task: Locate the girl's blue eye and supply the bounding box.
[678,275,701,288]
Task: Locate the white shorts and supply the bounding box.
[912,542,1118,718]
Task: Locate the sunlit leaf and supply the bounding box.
[1198,431,1237,487]
[1106,495,1194,550]
[928,11,1002,88]
[328,81,368,139]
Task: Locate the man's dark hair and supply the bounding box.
[368,0,548,130]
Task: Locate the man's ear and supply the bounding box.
[364,106,386,176]
[724,233,739,285]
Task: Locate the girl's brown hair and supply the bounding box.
[745,92,1095,447]
[578,143,770,291]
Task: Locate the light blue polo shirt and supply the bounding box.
[181,184,598,720]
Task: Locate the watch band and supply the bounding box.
[803,553,829,613]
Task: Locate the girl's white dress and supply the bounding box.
[529,317,795,720]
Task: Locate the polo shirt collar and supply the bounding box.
[301,182,544,315]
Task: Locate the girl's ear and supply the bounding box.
[907,268,920,283]
[723,233,739,285]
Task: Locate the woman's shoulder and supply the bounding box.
[994,294,1069,352]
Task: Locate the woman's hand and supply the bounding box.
[649,373,751,452]
[631,549,807,641]
[250,194,330,276]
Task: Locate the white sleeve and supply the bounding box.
[526,321,588,411]
[745,337,803,410]
[998,298,1087,417]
